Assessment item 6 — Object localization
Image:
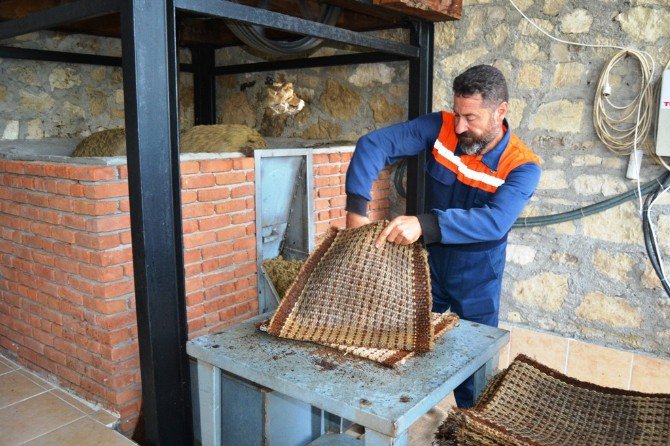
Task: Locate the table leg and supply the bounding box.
[197,360,221,446]
[364,428,408,446]
[472,354,499,402]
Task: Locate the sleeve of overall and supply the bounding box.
[431,162,541,244]
[345,112,442,216]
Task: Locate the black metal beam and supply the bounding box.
[0,46,122,67]
[120,0,192,444]
[405,20,433,216]
[0,46,196,72]
[175,0,419,58]
[0,0,120,41]
[191,46,217,125]
[215,51,408,75]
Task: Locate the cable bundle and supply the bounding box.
[643,172,670,298]
[593,50,656,156]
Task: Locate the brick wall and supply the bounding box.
[313,150,392,240]
[0,148,391,435]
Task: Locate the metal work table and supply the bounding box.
[187,313,509,446]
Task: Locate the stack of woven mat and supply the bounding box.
[435,354,670,445]
[261,221,459,367]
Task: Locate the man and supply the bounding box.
[344,65,541,408]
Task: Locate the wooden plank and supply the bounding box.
[372,0,461,21]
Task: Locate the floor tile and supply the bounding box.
[630,353,670,393]
[509,326,568,372]
[50,389,96,414]
[0,371,48,409]
[0,356,18,370]
[23,417,136,446]
[0,392,85,446]
[90,409,120,428]
[0,362,14,375]
[566,340,632,389]
[18,370,55,390]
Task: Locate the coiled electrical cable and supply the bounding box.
[593,50,656,156]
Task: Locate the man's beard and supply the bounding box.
[456,118,499,155]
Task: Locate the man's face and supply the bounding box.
[453,94,504,156]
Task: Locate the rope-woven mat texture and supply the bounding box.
[267,221,434,352]
[434,354,670,446]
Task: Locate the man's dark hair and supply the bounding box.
[453,65,509,107]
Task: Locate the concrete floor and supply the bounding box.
[0,353,135,446]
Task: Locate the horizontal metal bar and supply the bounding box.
[0,46,194,72]
[215,51,408,75]
[0,0,121,40]
[175,0,418,58]
[0,46,121,66]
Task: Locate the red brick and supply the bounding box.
[182,203,216,219]
[200,159,233,172]
[231,211,255,224]
[246,171,255,182]
[82,182,129,199]
[181,220,199,234]
[75,232,121,250]
[183,231,217,248]
[214,198,247,214]
[317,186,340,198]
[317,164,340,175]
[72,200,121,216]
[86,215,131,232]
[96,312,137,330]
[118,165,128,179]
[197,187,231,202]
[341,152,353,162]
[230,184,254,198]
[183,249,202,264]
[185,276,204,293]
[201,243,233,261]
[181,174,215,189]
[329,196,346,207]
[90,247,133,267]
[180,190,197,204]
[198,215,231,231]
[179,161,200,175]
[232,158,254,170]
[313,154,330,164]
[68,165,117,181]
[119,199,130,212]
[215,171,247,185]
[60,214,89,230]
[202,270,234,288]
[216,226,247,241]
[79,264,125,283]
[84,296,128,314]
[234,262,256,278]
[100,280,134,299]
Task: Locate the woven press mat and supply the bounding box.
[434,354,670,446]
[324,311,459,367]
[260,311,459,367]
[266,221,434,352]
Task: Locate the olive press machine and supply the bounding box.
[187,148,507,445]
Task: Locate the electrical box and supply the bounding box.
[657,68,670,157]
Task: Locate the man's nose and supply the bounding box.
[454,118,468,135]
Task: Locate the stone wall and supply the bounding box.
[433,0,670,359]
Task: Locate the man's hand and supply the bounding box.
[346,211,370,229]
[375,216,422,248]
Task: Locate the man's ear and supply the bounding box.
[496,101,508,123]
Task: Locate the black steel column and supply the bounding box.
[191,45,217,125]
[406,20,433,216]
[121,0,192,444]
